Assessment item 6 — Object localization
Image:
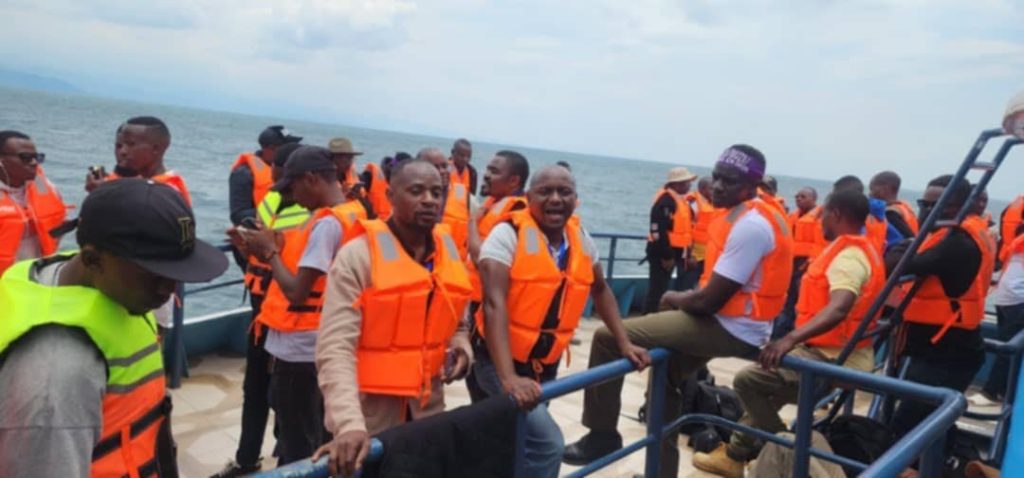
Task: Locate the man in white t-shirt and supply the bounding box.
[564,144,793,478]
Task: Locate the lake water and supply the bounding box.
[0,86,1010,316]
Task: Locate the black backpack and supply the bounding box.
[822,416,895,477]
[684,381,744,453]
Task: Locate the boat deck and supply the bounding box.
[171,318,1000,477]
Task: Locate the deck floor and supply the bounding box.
[171,318,1000,477]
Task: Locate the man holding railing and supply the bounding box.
[475,165,649,478]
[564,144,793,478]
[692,189,885,477]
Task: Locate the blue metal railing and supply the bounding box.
[252,348,969,478]
[590,231,646,280]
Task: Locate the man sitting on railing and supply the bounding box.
[564,144,794,478]
[313,159,475,478]
[692,189,885,477]
[884,175,993,438]
[475,165,649,478]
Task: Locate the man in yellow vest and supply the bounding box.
[694,189,883,476]
[644,167,697,313]
[314,159,475,477]
[0,179,228,476]
[230,126,302,230]
[236,146,366,465]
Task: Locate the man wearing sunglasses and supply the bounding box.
[0,130,67,275]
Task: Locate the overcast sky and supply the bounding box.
[3,0,1023,198]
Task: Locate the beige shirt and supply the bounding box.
[316,236,473,437]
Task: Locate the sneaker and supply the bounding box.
[562,430,623,466]
[209,459,262,478]
[692,443,744,478]
[967,391,1002,407]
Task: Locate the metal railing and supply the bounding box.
[590,231,647,280]
[252,347,969,478]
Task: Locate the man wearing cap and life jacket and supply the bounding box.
[565,144,793,478]
[325,137,373,216]
[418,147,477,259]
[884,175,994,438]
[644,167,698,313]
[214,142,309,478]
[772,186,820,340]
[229,125,302,232]
[693,189,885,477]
[869,170,919,240]
[0,179,228,477]
[234,146,367,465]
[684,176,720,291]
[474,165,648,478]
[85,116,192,204]
[313,159,477,477]
[449,138,478,196]
[0,130,67,275]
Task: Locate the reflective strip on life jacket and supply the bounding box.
[0,257,166,478]
[354,220,472,405]
[442,183,470,259]
[700,199,794,321]
[794,235,885,349]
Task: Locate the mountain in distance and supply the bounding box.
[0,69,81,94]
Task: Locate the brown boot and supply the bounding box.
[693,443,745,478]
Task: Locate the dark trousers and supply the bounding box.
[236,295,272,466]
[675,260,703,292]
[984,303,1024,398]
[891,354,983,438]
[772,257,808,340]
[644,260,673,314]
[269,359,329,465]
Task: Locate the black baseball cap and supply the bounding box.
[258,125,302,148]
[273,142,304,168]
[271,146,337,192]
[77,179,228,283]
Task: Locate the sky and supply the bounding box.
[3,0,1024,199]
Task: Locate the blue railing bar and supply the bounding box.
[538,348,671,401]
[590,232,647,240]
[835,127,1007,368]
[184,279,245,296]
[606,236,617,279]
[643,355,668,477]
[564,435,658,478]
[953,137,1021,224]
[864,388,964,476]
[666,414,868,471]
[792,370,817,477]
[250,440,384,477]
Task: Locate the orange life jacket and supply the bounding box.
[700,199,794,321]
[758,188,787,215]
[790,206,826,259]
[450,163,471,192]
[1001,195,1024,262]
[468,195,529,301]
[243,197,311,297]
[887,200,920,236]
[256,202,365,332]
[902,217,996,343]
[865,214,887,254]
[0,169,67,273]
[109,170,192,206]
[687,192,718,245]
[795,235,885,349]
[231,152,273,206]
[442,183,471,259]
[475,210,594,367]
[1006,234,1024,261]
[363,162,391,219]
[649,188,693,248]
[354,220,472,404]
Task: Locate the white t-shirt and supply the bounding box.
[711,209,776,347]
[993,251,1024,306]
[479,222,600,267]
[265,215,343,363]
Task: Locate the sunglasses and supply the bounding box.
[0,152,45,164]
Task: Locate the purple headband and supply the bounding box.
[716,147,764,181]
